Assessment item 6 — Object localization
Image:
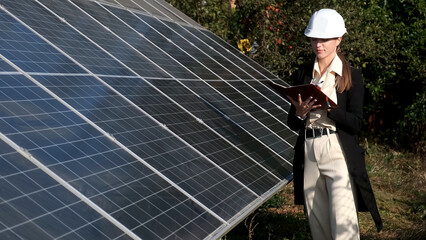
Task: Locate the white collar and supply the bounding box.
[313,54,343,77]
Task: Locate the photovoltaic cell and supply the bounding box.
[176,24,266,79]
[31,73,260,220]
[201,80,295,147]
[74,0,199,80]
[33,0,169,78]
[96,2,219,80]
[143,77,293,179]
[1,0,135,76]
[1,0,276,223]
[152,19,295,137]
[100,76,283,187]
[178,79,295,160]
[142,0,203,27]
[135,13,237,80]
[223,80,297,145]
[93,7,297,148]
[0,139,130,240]
[227,81,288,118]
[245,79,292,112]
[126,0,167,19]
[0,74,222,239]
[160,19,253,80]
[104,0,147,14]
[0,9,85,74]
[0,0,298,239]
[94,3,296,159]
[0,59,17,72]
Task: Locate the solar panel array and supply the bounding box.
[0,0,296,239]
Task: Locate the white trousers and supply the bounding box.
[304,132,359,240]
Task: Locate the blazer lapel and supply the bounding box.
[303,66,312,84]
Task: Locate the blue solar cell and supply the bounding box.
[143,78,293,178]
[176,79,294,158]
[0,59,16,72]
[0,0,297,239]
[0,139,131,239]
[223,80,297,145]
[38,0,169,78]
[1,0,163,77]
[163,18,293,119]
[0,74,222,239]
[107,7,218,79]
[103,0,147,14]
[31,73,262,220]
[73,0,199,80]
[227,80,288,117]
[0,9,85,74]
[176,25,265,80]
[133,11,237,80]
[99,76,282,189]
[246,79,292,111]
[161,19,254,79]
[127,0,202,27]
[86,4,296,152]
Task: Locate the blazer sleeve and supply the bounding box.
[327,68,364,134]
[288,105,306,131]
[287,68,307,131]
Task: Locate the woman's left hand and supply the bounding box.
[288,94,322,118]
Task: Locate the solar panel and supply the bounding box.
[0,59,17,72]
[0,0,296,239]
[0,138,131,239]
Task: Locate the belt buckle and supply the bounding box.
[314,128,325,138]
[318,128,324,138]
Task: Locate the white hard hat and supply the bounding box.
[304,9,346,38]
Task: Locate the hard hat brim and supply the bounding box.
[304,29,347,38]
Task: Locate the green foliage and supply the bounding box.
[166,0,232,39]
[166,0,425,151]
[228,1,312,77]
[258,190,286,210]
[397,92,426,152]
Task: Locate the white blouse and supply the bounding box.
[307,54,342,131]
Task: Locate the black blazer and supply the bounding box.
[287,64,383,232]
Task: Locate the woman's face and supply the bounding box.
[310,37,342,60]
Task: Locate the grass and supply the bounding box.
[223,140,425,239]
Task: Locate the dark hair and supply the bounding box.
[335,47,352,93]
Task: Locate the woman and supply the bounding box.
[287,9,383,240]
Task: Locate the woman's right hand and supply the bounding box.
[288,94,322,118]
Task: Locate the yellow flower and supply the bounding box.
[237,39,252,53]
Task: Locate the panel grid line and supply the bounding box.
[0,1,298,238]
[0,132,141,240]
[125,0,201,28]
[144,15,296,132]
[135,0,277,79]
[46,75,275,194]
[89,0,293,165]
[0,54,228,225]
[17,0,272,200]
[144,0,294,109]
[30,0,285,184]
[0,181,117,240]
[124,0,293,113]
